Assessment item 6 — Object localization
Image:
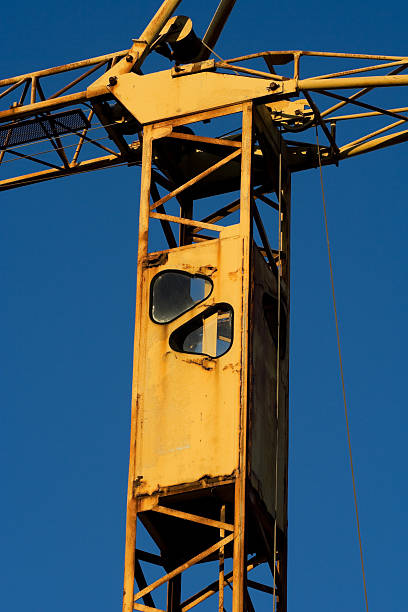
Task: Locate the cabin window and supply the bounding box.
[150,270,213,324]
[169,304,233,358]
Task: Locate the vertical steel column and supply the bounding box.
[167,573,181,612]
[122,125,153,612]
[232,101,253,612]
[219,504,226,612]
[279,164,291,612]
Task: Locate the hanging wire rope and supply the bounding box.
[0,158,140,191]
[272,143,282,612]
[201,41,240,76]
[201,40,228,63]
[315,125,370,612]
[216,126,242,138]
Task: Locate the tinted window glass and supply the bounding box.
[170,304,233,358]
[150,271,213,324]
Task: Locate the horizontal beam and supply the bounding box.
[153,102,244,129]
[0,91,87,124]
[134,604,165,612]
[247,579,276,595]
[222,50,407,65]
[299,74,408,90]
[165,132,242,148]
[3,48,405,91]
[192,234,215,242]
[301,50,407,61]
[135,549,164,566]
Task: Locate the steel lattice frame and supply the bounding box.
[123,101,291,612]
[3,3,408,612]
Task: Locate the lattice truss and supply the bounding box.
[131,504,276,612]
[0,50,143,190]
[1,47,408,194]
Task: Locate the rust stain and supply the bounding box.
[140,473,237,499]
[143,252,168,268]
[222,361,241,373]
[197,264,217,276]
[181,356,216,371]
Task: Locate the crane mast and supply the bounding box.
[2,1,408,611]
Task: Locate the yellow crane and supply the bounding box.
[2,2,408,611]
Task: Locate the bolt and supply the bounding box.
[126,54,133,62]
[267,82,279,92]
[108,76,118,86]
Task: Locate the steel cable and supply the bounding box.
[272,144,282,612]
[0,159,140,191]
[0,135,116,166]
[315,125,369,612]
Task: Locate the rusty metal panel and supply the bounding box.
[249,246,289,530]
[133,232,244,497]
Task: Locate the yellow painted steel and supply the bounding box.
[3,3,408,611]
[133,232,243,497]
[117,100,292,612]
[108,69,294,125]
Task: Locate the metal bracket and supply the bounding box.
[171,59,216,77]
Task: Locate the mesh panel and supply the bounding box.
[0,109,90,149]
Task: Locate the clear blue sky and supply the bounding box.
[1,2,407,611]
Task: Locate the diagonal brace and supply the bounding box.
[150,148,241,211]
[151,505,234,531]
[134,534,234,603]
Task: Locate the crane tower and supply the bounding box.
[2,1,408,611]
